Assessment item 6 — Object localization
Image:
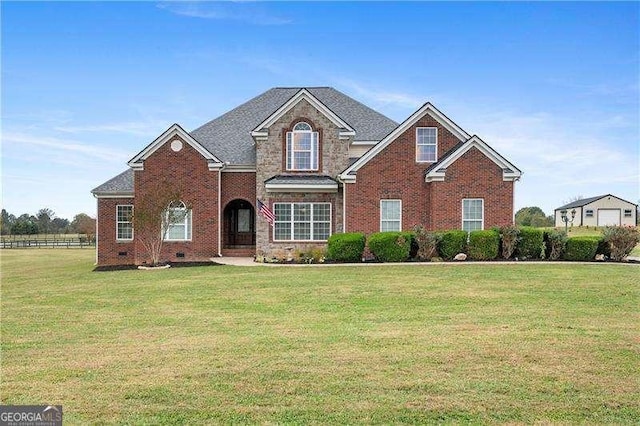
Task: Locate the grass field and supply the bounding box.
[1,250,639,424]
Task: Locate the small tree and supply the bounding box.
[499,225,520,259]
[602,226,640,261]
[71,213,96,241]
[132,179,188,266]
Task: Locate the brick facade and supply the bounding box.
[346,115,514,234]
[429,147,514,230]
[96,197,135,265]
[94,92,519,266]
[134,136,220,264]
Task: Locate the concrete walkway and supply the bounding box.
[214,257,262,266]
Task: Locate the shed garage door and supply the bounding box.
[597,209,620,226]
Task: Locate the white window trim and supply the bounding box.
[380,199,402,232]
[624,209,632,217]
[462,198,484,232]
[116,204,134,241]
[585,209,594,218]
[286,122,319,171]
[272,202,332,242]
[163,203,192,242]
[416,127,437,163]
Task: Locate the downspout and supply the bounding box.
[93,194,99,265]
[217,166,224,257]
[338,176,347,233]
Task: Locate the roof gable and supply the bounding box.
[340,102,470,180]
[424,135,522,182]
[189,87,397,165]
[128,124,223,171]
[251,89,355,138]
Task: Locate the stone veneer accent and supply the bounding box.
[255,99,352,256]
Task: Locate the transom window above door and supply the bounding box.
[286,122,319,171]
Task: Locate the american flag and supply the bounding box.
[257,199,275,226]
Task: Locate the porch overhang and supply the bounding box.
[264,175,339,193]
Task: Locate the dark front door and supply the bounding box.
[224,200,256,247]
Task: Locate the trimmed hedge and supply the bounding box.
[516,227,544,259]
[439,230,468,260]
[563,236,599,261]
[367,232,412,263]
[468,230,500,260]
[327,232,365,263]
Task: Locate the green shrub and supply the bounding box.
[327,233,365,263]
[413,225,441,261]
[563,236,599,261]
[543,229,568,260]
[602,226,640,261]
[596,237,611,258]
[367,232,412,263]
[438,230,468,260]
[468,230,500,260]
[499,225,520,259]
[516,227,544,259]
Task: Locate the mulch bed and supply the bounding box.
[93,261,221,272]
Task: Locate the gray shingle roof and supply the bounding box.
[92,169,134,195]
[93,87,398,195]
[190,87,398,165]
[264,175,337,185]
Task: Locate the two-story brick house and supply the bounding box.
[92,87,521,265]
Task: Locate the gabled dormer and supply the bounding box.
[250,88,355,142]
[128,123,223,171]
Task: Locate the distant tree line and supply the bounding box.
[0,208,96,236]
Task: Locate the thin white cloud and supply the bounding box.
[3,132,129,163]
[156,1,291,25]
[333,78,425,110]
[53,120,165,137]
[456,106,639,211]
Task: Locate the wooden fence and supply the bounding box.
[0,235,95,249]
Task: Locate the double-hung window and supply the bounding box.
[116,205,133,240]
[380,200,402,231]
[624,209,632,218]
[273,203,331,241]
[164,201,192,241]
[462,199,484,232]
[286,122,319,171]
[585,209,594,218]
[416,127,437,162]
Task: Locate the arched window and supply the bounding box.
[164,200,192,241]
[286,121,319,171]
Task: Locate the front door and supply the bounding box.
[224,200,256,247]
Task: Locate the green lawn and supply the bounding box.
[1,250,639,424]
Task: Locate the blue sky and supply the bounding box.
[2,1,638,220]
